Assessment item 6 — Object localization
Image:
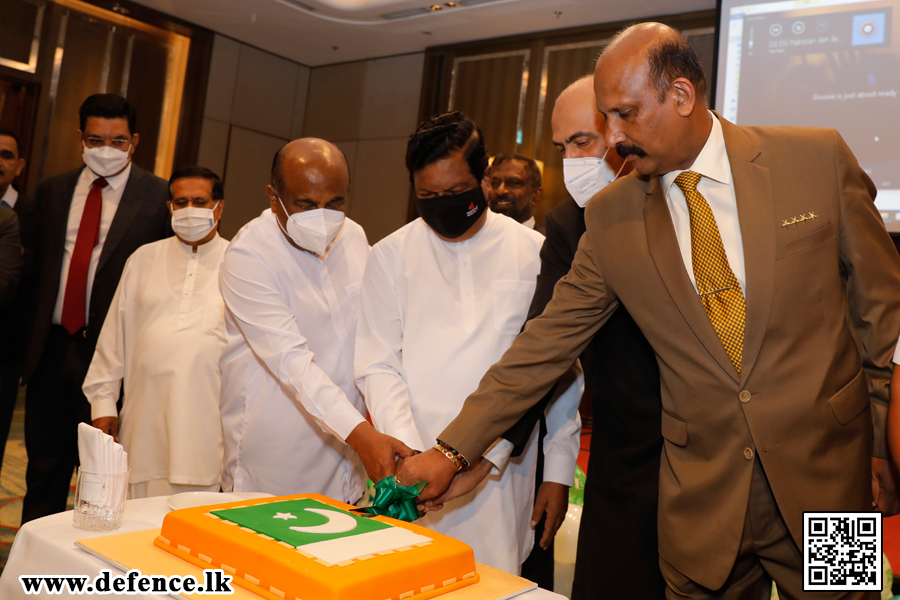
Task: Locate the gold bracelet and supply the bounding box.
[434,439,470,470]
[432,444,464,472]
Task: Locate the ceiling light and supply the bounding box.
[430,4,442,10]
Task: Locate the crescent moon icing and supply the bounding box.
[289,508,359,535]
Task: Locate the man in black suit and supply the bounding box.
[0,127,37,472]
[494,76,665,599]
[21,94,171,523]
[0,206,21,307]
[548,77,663,600]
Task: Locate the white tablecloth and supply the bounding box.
[0,496,565,599]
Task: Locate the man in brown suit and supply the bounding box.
[399,23,900,599]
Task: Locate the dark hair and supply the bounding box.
[0,127,21,156]
[646,36,707,104]
[490,153,542,189]
[79,94,137,134]
[270,142,350,192]
[406,112,488,184]
[168,166,224,200]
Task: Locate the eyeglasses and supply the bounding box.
[83,136,131,150]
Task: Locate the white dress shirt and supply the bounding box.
[218,209,368,503]
[0,185,18,209]
[83,234,228,488]
[662,113,746,294]
[355,210,581,574]
[522,216,537,231]
[52,164,132,325]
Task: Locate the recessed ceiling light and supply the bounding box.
[445,2,457,6]
[430,4,442,10]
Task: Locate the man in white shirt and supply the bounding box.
[355,113,580,575]
[22,94,171,522]
[83,166,228,498]
[219,138,412,503]
[485,153,544,234]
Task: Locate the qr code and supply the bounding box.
[804,512,882,591]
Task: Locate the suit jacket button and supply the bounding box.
[744,447,754,460]
[739,390,751,403]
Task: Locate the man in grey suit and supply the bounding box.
[21,94,171,523]
[398,24,900,599]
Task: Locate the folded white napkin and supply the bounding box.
[77,423,129,508]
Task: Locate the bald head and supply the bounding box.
[551,75,631,181]
[267,138,350,248]
[592,22,711,177]
[271,138,349,193]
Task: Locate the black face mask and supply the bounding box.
[415,186,487,240]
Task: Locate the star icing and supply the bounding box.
[272,512,297,521]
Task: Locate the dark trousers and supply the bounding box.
[572,485,666,600]
[520,418,555,590]
[22,325,93,524]
[659,458,878,600]
[0,361,22,469]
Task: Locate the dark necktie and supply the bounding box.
[61,177,107,335]
[673,170,746,374]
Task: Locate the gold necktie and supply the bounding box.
[673,171,746,374]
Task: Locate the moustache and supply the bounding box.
[616,143,647,159]
[490,195,515,205]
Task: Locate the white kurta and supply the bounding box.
[355,210,581,574]
[83,235,229,489]
[218,209,368,503]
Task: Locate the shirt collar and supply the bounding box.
[85,161,132,191]
[174,232,222,256]
[522,216,536,230]
[662,111,731,194]
[0,185,18,209]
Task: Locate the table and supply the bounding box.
[0,496,565,599]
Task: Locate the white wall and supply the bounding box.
[196,34,424,243]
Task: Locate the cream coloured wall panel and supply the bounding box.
[350,137,411,244]
[290,66,312,141]
[231,45,301,139]
[220,126,288,239]
[360,53,424,141]
[204,35,241,123]
[303,61,366,142]
[196,118,230,178]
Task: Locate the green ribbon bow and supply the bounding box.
[360,477,427,522]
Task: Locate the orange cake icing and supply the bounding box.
[154,493,479,600]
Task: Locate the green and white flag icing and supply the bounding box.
[211,499,432,565]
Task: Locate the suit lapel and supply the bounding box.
[48,168,84,279]
[718,118,776,386]
[644,177,740,382]
[97,165,147,274]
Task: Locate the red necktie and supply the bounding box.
[60,177,107,335]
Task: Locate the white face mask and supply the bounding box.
[275,195,345,256]
[82,143,132,177]
[562,149,626,208]
[171,202,219,243]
